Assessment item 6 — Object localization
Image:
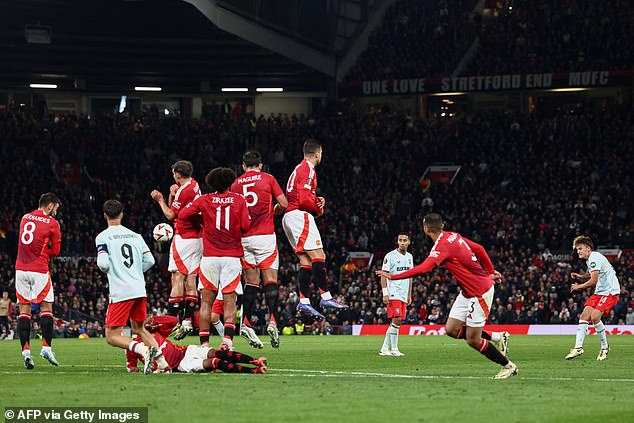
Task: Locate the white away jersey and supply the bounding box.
[382,249,414,302]
[95,225,155,303]
[587,251,620,295]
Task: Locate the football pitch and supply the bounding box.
[1,335,633,423]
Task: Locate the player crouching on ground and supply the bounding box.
[126,315,267,374]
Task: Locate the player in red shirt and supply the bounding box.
[282,139,348,320]
[151,160,203,339]
[125,315,267,374]
[230,150,287,349]
[14,193,62,369]
[179,167,251,351]
[377,213,518,380]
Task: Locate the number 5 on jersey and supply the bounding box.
[242,183,258,207]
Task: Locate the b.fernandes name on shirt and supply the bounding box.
[24,214,51,224]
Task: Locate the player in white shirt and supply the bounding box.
[379,233,413,356]
[95,200,170,374]
[566,235,621,361]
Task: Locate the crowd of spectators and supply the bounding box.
[343,0,634,82]
[470,0,634,75]
[0,101,633,338]
[344,0,480,81]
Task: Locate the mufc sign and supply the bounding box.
[338,70,633,97]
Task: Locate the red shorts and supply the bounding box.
[585,294,619,314]
[212,299,224,315]
[387,300,407,320]
[106,297,147,328]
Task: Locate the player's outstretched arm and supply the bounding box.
[150,190,177,221]
[177,199,200,222]
[571,270,598,292]
[570,272,591,281]
[463,237,495,274]
[377,258,436,281]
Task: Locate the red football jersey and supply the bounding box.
[15,209,61,273]
[170,179,202,239]
[178,191,251,257]
[394,231,494,297]
[230,170,284,236]
[126,333,187,372]
[285,159,321,215]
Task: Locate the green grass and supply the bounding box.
[1,335,633,423]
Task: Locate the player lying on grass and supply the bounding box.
[126,315,267,374]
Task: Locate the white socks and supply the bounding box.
[389,324,400,350]
[382,328,391,350]
[213,320,225,338]
[129,341,148,356]
[594,321,608,349]
[575,320,589,348]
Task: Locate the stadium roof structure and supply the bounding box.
[0,0,348,93]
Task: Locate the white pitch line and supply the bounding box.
[270,368,634,383]
[2,367,634,383]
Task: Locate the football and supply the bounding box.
[152,223,174,242]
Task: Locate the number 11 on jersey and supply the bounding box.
[215,206,230,230]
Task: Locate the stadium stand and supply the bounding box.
[0,104,632,337]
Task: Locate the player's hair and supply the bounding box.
[572,235,594,250]
[422,213,443,232]
[39,192,61,208]
[397,232,410,240]
[303,139,321,156]
[205,167,237,192]
[171,160,193,178]
[242,150,262,168]
[103,200,123,219]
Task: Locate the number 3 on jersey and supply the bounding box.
[21,221,37,245]
[216,206,231,230]
[242,182,258,207]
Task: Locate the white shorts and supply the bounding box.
[448,286,494,327]
[15,270,54,304]
[282,210,323,253]
[242,234,279,270]
[198,257,243,295]
[177,345,212,373]
[168,235,203,275]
